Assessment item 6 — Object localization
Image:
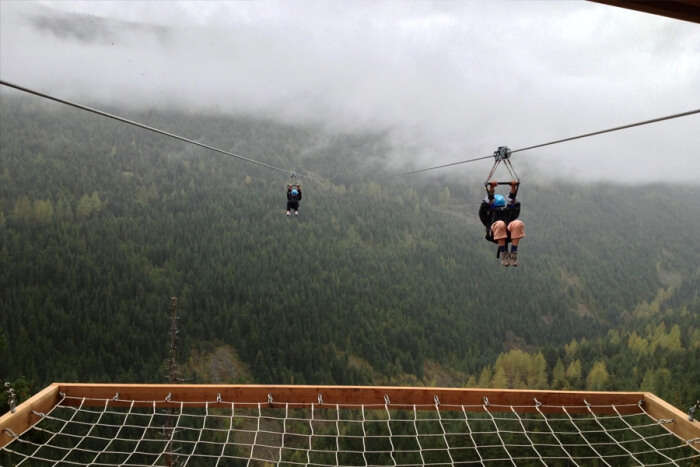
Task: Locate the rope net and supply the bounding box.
[2,393,699,466]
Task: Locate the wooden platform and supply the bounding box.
[590,0,700,24]
[1,383,699,450]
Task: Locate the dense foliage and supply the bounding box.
[1,96,698,411]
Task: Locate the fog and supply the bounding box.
[1,1,699,182]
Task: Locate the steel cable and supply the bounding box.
[397,108,700,176]
[0,79,293,175]
[3,79,697,181]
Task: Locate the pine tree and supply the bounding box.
[552,359,568,389]
[566,360,582,387]
[586,361,609,390]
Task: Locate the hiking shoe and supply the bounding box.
[501,252,511,267]
[510,251,518,267]
[294,210,299,216]
[286,210,291,216]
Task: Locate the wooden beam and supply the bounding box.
[0,383,60,449]
[589,0,700,24]
[56,383,644,414]
[644,392,700,450]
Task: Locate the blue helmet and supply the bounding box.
[493,194,506,207]
[291,188,299,196]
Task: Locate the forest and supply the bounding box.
[1,95,698,412]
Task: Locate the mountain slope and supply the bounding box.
[1,96,698,405]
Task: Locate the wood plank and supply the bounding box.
[0,383,60,449]
[56,383,644,414]
[644,392,700,448]
[589,0,700,24]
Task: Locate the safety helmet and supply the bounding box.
[493,194,506,207]
[291,188,299,196]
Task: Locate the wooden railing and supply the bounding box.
[1,383,698,449]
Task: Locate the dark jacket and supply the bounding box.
[287,187,302,201]
[479,194,520,241]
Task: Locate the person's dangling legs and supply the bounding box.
[491,220,509,266]
[507,220,525,266]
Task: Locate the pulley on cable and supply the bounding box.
[286,171,303,217]
[484,146,519,190]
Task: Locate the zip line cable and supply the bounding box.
[0,79,293,176]
[3,79,698,182]
[398,154,494,176]
[398,107,700,176]
[509,108,700,154]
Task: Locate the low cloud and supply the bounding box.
[26,9,170,45]
[1,1,699,182]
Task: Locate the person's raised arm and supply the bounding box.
[507,182,521,221]
[508,181,520,203]
[485,181,497,201]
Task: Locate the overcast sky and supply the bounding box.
[1,1,699,182]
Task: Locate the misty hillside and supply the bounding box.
[1,96,698,408]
